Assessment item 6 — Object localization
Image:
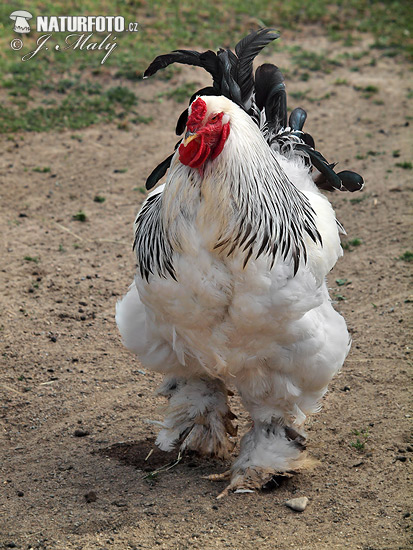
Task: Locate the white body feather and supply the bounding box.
[116,96,349,470]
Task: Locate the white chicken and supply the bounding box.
[116,29,363,496]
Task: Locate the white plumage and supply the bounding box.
[116,91,352,495]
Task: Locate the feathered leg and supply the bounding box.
[210,367,320,497]
[215,418,308,497]
[155,376,237,459]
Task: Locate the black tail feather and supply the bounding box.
[144,49,220,82]
[175,109,188,136]
[234,28,279,104]
[146,153,175,190]
[144,29,279,111]
[301,132,315,149]
[289,107,307,131]
[255,64,287,131]
[337,170,364,192]
[296,144,343,190]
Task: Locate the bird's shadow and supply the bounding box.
[97,438,227,475]
[97,438,293,492]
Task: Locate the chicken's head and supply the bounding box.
[179,96,230,169]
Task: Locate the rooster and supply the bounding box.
[116,29,363,496]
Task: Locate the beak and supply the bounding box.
[183,130,198,146]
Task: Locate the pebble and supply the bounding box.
[111,500,128,508]
[74,429,90,437]
[84,491,97,503]
[285,496,309,512]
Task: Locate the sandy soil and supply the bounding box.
[0,29,411,550]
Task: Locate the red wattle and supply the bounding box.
[179,136,211,168]
[210,122,230,160]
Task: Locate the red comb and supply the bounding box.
[187,97,207,132]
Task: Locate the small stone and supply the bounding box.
[112,500,128,508]
[84,491,97,503]
[285,496,308,512]
[6,542,16,548]
[17,491,24,497]
[74,429,90,437]
[395,455,407,462]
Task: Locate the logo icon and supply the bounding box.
[10,10,33,34]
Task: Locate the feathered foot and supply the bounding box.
[154,377,237,459]
[216,467,294,499]
[208,420,308,498]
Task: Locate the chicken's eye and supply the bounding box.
[210,114,219,122]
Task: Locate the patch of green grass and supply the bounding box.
[72,210,87,222]
[289,89,309,100]
[131,115,153,125]
[0,85,139,132]
[32,166,51,173]
[354,150,384,161]
[93,195,106,203]
[290,47,342,73]
[334,78,348,86]
[336,278,351,286]
[354,84,379,99]
[399,251,413,262]
[24,255,39,263]
[106,86,137,108]
[342,238,362,250]
[307,92,331,103]
[58,244,66,252]
[351,428,369,451]
[396,161,412,170]
[350,193,369,204]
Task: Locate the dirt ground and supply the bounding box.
[0,28,411,550]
